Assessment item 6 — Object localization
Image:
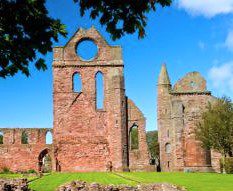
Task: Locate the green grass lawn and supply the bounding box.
[1,172,232,191]
[0,173,23,179]
[27,172,233,191]
[118,172,233,191]
[29,172,133,191]
[0,173,39,181]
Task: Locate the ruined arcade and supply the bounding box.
[0,27,151,172]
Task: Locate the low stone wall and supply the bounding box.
[57,181,186,191]
[0,178,30,191]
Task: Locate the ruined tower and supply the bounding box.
[157,64,220,172]
[157,64,173,171]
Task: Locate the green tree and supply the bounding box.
[196,97,233,158]
[74,0,172,40]
[146,131,159,161]
[0,132,3,144]
[130,126,139,150]
[21,131,28,144]
[196,97,233,173]
[0,0,67,78]
[0,0,171,78]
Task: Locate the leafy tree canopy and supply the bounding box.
[0,133,3,144]
[0,0,67,78]
[130,126,139,150]
[0,0,171,78]
[74,0,172,40]
[146,130,159,160]
[196,97,233,157]
[21,131,29,144]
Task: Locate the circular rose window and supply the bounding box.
[76,39,98,61]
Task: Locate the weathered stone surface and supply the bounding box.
[0,179,30,191]
[0,27,151,172]
[53,27,150,172]
[0,128,53,172]
[157,64,221,172]
[57,180,186,191]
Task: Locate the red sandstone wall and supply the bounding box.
[158,68,221,172]
[175,94,213,170]
[126,99,153,171]
[53,27,127,172]
[0,128,53,172]
[157,83,173,171]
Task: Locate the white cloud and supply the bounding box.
[224,30,233,52]
[198,41,206,50]
[208,61,233,97]
[177,0,233,18]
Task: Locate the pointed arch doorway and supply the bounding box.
[38,148,52,173]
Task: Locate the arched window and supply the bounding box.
[95,72,104,109]
[165,143,171,154]
[182,104,185,114]
[182,104,185,126]
[46,131,53,144]
[0,131,3,144]
[130,125,139,150]
[73,73,82,92]
[21,131,28,144]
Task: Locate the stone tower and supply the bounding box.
[52,27,128,172]
[157,64,220,172]
[157,64,173,171]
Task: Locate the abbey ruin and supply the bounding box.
[0,27,151,172]
[0,27,221,173]
[157,64,221,172]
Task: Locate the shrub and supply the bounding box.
[225,157,233,174]
[1,167,12,174]
[220,157,233,174]
[27,169,36,174]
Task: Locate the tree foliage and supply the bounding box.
[0,133,3,144]
[146,130,159,160]
[0,0,67,78]
[74,0,172,40]
[130,126,139,150]
[196,97,233,157]
[21,131,28,144]
[0,0,171,78]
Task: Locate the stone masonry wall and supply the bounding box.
[0,128,53,172]
[0,27,152,173]
[158,65,221,172]
[53,27,128,172]
[126,98,153,171]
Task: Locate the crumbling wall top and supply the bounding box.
[172,72,209,94]
[127,98,145,122]
[53,26,123,66]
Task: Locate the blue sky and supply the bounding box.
[0,0,233,131]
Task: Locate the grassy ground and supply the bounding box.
[0,172,232,191]
[27,172,233,191]
[0,173,39,181]
[0,173,23,179]
[118,172,233,191]
[29,172,132,191]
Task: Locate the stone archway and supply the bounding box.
[38,148,52,173]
